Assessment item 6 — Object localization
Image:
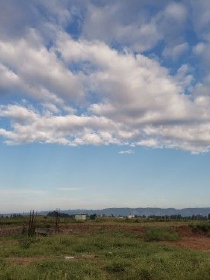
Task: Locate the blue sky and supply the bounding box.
[0,1,210,212]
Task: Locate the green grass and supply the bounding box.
[0,215,205,229]
[190,222,210,234]
[144,228,180,242]
[1,225,210,279]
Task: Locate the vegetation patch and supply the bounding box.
[18,237,37,249]
[2,220,210,279]
[190,223,210,234]
[105,260,129,273]
[144,228,180,242]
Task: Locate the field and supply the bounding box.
[1,217,210,279]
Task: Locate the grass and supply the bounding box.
[0,215,205,229]
[190,222,210,234]
[144,227,180,242]
[1,223,210,279]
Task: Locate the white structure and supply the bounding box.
[127,215,135,219]
[75,214,87,221]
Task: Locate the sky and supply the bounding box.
[0,0,210,213]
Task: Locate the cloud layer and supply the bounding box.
[0,1,210,153]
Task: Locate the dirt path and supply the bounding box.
[8,256,46,266]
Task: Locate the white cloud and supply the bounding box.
[0,34,210,153]
[118,150,134,155]
[193,42,206,55]
[82,1,188,53]
[175,64,194,91]
[0,1,210,154]
[163,2,187,22]
[0,64,20,91]
[0,30,83,104]
[82,1,163,52]
[136,139,160,148]
[186,0,210,91]
[163,43,189,60]
[188,0,210,37]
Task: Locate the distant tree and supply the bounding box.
[10,214,23,219]
[47,211,70,218]
[90,214,97,220]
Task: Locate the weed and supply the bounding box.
[190,223,210,233]
[1,223,210,279]
[144,228,180,242]
[18,237,35,249]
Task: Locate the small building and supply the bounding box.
[75,214,87,221]
[127,214,135,219]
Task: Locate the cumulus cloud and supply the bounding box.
[82,1,163,52]
[82,1,189,53]
[193,42,206,56]
[0,64,20,92]
[135,139,160,148]
[0,1,210,153]
[185,0,210,95]
[0,30,83,105]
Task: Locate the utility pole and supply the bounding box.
[28,210,36,237]
[55,208,60,234]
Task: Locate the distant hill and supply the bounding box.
[56,207,210,217]
[4,207,210,217]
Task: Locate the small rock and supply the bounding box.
[65,256,74,260]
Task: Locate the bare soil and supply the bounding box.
[162,237,210,252]
[8,257,46,266]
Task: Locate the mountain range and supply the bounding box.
[58,207,210,217]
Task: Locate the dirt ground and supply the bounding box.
[163,236,210,252]
[162,225,210,252]
[8,257,46,266]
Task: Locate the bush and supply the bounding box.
[144,228,180,242]
[190,223,210,233]
[105,260,131,273]
[18,237,35,249]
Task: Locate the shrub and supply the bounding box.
[105,260,131,273]
[190,223,210,233]
[140,268,153,280]
[144,228,180,242]
[18,237,35,249]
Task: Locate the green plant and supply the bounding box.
[2,223,210,279]
[106,260,130,273]
[18,237,35,249]
[190,222,210,233]
[144,228,180,242]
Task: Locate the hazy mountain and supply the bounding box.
[4,207,210,217]
[60,207,210,217]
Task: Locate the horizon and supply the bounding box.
[1,1,210,212]
[3,206,210,216]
